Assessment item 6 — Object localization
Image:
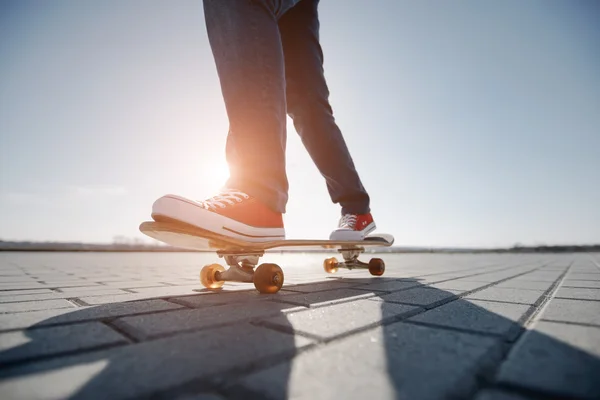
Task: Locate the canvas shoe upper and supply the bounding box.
[329,212,376,241]
[152,189,285,242]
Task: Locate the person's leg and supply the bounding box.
[278,0,375,239]
[205,0,301,214]
[152,0,300,242]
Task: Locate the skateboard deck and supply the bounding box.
[139,220,394,294]
[139,220,394,252]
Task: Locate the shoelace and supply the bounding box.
[200,189,249,210]
[339,214,358,229]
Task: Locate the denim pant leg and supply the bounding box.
[279,1,371,215]
[202,0,301,214]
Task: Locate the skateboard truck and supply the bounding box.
[200,250,284,294]
[322,247,385,276]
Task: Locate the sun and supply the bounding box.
[198,158,231,194]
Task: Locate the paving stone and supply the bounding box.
[77,286,227,305]
[282,280,361,293]
[539,298,600,326]
[113,301,305,340]
[0,288,129,304]
[353,279,424,292]
[330,276,405,284]
[430,279,491,291]
[561,280,600,289]
[374,287,464,308]
[0,283,47,291]
[496,321,600,399]
[56,286,118,293]
[514,273,562,282]
[407,299,531,340]
[0,323,313,400]
[566,273,600,281]
[0,277,39,284]
[170,291,294,308]
[233,322,502,400]
[554,287,600,301]
[273,288,380,308]
[39,281,101,289]
[260,299,420,340]
[0,299,76,314]
[474,389,535,400]
[176,394,225,400]
[0,299,183,331]
[100,281,167,289]
[456,272,529,283]
[466,288,545,305]
[132,285,212,296]
[495,280,554,291]
[0,289,55,297]
[0,322,127,364]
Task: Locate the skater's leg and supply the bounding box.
[152,0,303,241]
[203,0,301,214]
[279,0,371,215]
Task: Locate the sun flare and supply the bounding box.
[198,158,231,194]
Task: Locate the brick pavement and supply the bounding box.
[0,252,598,399]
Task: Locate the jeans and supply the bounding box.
[203,0,370,215]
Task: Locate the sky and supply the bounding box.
[1,0,599,248]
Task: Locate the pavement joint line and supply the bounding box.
[268,290,380,308]
[68,297,93,307]
[163,297,201,309]
[102,319,139,344]
[538,318,600,329]
[458,298,536,307]
[516,265,572,329]
[0,288,49,293]
[251,319,324,342]
[369,293,461,310]
[0,291,141,304]
[561,285,600,289]
[554,296,600,303]
[65,298,89,308]
[401,319,509,340]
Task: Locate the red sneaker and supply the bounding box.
[151,189,285,242]
[329,212,376,240]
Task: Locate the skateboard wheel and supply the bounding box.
[200,263,226,289]
[323,257,339,273]
[253,263,284,294]
[368,258,385,276]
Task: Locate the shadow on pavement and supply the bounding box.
[0,277,599,399]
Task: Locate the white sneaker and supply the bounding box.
[151,189,285,242]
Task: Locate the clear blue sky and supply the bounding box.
[1,0,599,247]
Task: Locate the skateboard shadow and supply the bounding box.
[0,277,599,399]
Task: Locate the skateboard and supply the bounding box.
[139,220,395,294]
